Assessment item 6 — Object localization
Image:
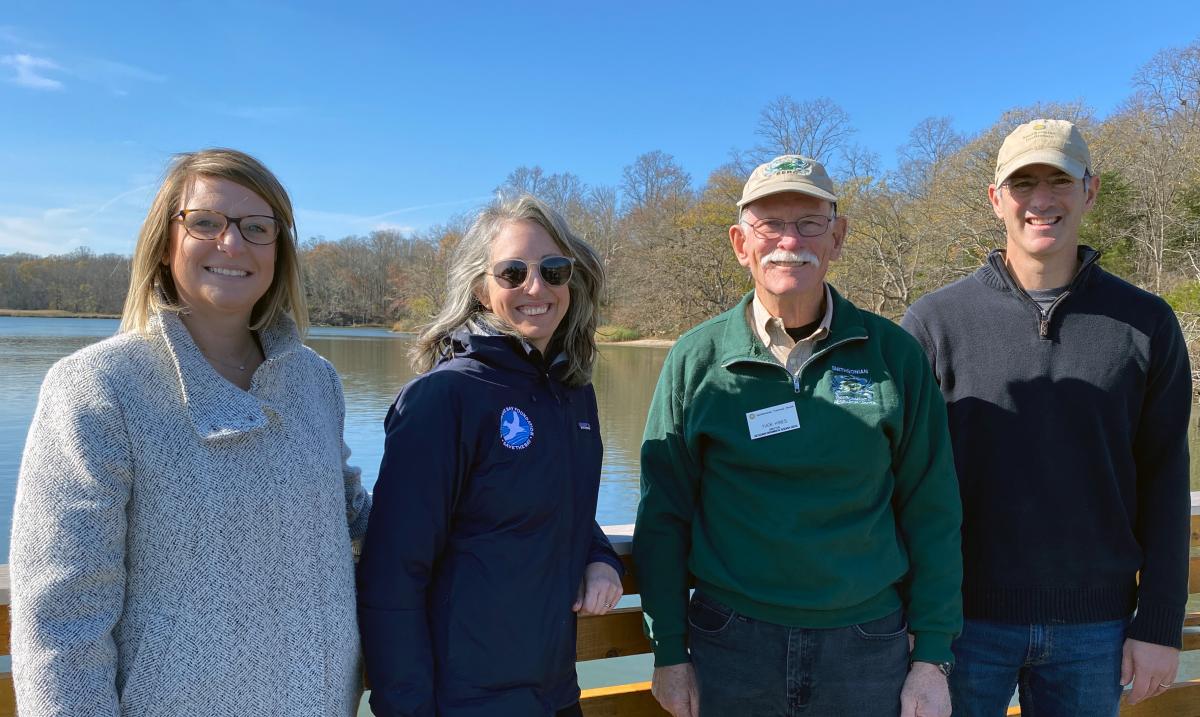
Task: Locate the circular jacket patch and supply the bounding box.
[499,406,534,450]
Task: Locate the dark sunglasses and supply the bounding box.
[487,256,575,289]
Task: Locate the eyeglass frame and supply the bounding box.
[171,209,281,246]
[739,211,838,239]
[998,171,1093,198]
[485,256,576,290]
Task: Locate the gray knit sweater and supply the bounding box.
[10,310,372,716]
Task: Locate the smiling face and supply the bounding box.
[989,163,1098,266]
[730,192,846,315]
[164,175,277,326]
[476,219,571,353]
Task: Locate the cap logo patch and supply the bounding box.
[500,406,534,450]
[766,156,813,176]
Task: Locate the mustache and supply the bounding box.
[760,249,820,270]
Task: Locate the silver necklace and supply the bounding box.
[202,342,259,372]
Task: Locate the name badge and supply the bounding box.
[746,402,800,440]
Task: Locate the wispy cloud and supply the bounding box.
[2,54,64,90]
[372,222,418,233]
[1,39,166,94]
[300,196,492,236]
[0,25,46,50]
[298,195,491,238]
[0,185,155,256]
[0,210,93,255]
[74,58,166,95]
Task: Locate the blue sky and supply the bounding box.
[2,1,1197,256]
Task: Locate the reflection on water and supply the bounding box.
[0,318,670,558]
[2,316,1197,561]
[592,344,669,525]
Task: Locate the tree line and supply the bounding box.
[3,39,1198,354]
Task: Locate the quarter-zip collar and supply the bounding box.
[981,245,1102,338]
[980,245,1101,295]
[719,286,869,369]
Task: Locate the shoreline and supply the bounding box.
[0,311,678,346]
[598,337,675,347]
[0,309,120,319]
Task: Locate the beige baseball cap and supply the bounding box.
[737,154,837,208]
[994,119,1092,186]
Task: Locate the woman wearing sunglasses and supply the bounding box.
[358,194,623,717]
[10,149,370,716]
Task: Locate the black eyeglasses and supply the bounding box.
[742,215,834,239]
[487,256,575,289]
[173,209,280,245]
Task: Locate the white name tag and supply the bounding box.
[746,402,800,440]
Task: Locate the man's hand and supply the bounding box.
[900,662,951,717]
[572,561,623,616]
[651,663,699,717]
[1121,638,1179,705]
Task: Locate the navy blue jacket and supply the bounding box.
[357,331,623,717]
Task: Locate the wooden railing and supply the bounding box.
[1,493,1198,717]
[577,494,1200,717]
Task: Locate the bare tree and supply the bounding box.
[895,116,967,199]
[620,150,691,211]
[496,166,549,197]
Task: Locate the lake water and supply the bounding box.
[3,316,1199,703]
[0,316,670,558]
[5,317,1200,559]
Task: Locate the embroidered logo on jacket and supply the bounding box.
[830,366,876,405]
[500,407,534,449]
[578,421,592,431]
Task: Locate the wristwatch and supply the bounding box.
[912,660,953,677]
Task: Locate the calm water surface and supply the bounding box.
[0,317,668,557]
[3,316,1200,559]
[4,316,1198,701]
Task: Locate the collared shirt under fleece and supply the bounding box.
[750,283,833,370]
[633,288,963,667]
[901,247,1192,648]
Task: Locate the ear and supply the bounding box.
[829,215,847,261]
[473,281,491,311]
[1082,174,1100,211]
[729,223,752,269]
[988,184,1004,219]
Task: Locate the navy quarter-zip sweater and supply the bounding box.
[357,331,622,717]
[901,247,1192,648]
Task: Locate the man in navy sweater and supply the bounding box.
[901,119,1192,715]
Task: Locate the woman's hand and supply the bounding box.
[572,561,623,616]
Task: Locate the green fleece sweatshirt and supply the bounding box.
[633,288,962,667]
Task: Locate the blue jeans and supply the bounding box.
[950,618,1127,717]
[687,591,909,716]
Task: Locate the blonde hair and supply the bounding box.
[411,193,605,387]
[119,148,308,335]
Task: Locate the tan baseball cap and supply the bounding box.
[994,119,1092,186]
[737,154,837,208]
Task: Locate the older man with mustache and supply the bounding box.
[634,155,962,717]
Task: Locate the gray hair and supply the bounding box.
[410,193,604,387]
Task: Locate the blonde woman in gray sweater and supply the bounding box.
[9,149,371,716]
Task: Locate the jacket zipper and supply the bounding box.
[796,336,868,387]
[993,251,1099,339]
[724,335,867,393]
